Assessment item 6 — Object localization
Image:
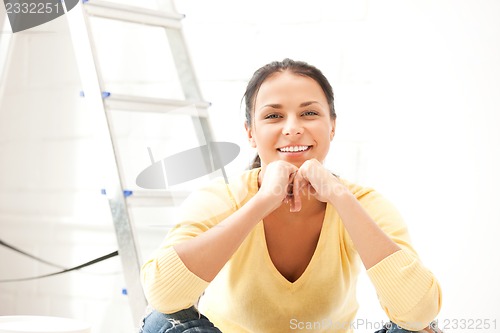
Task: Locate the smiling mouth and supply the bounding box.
[277,145,312,153]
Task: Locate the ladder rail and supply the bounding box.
[64,1,148,325]
[165,27,229,183]
[0,13,14,104]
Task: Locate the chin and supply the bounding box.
[291,160,306,167]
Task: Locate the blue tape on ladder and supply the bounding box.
[101,189,133,197]
[79,91,111,98]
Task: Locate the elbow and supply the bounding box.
[389,278,443,331]
[140,251,210,314]
[141,260,164,311]
[140,260,189,314]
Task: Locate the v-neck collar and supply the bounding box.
[257,203,331,290]
[247,167,332,289]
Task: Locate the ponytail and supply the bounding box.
[249,154,261,169]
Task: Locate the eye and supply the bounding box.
[264,113,282,120]
[302,110,319,117]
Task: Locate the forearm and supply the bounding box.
[174,194,274,282]
[367,250,442,330]
[320,173,440,327]
[329,187,401,269]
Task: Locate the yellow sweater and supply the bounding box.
[141,168,441,332]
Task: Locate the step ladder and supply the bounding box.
[62,0,221,326]
[0,9,13,100]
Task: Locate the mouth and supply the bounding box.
[277,145,312,153]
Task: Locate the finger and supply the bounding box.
[295,168,311,192]
[285,171,298,212]
[290,171,306,212]
[286,164,299,180]
[289,195,301,212]
[297,160,322,193]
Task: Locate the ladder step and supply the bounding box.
[83,0,184,29]
[104,94,210,117]
[126,190,191,207]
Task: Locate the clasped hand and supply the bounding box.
[258,159,344,213]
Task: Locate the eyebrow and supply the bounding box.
[259,101,321,110]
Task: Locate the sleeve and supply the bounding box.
[356,190,442,331]
[140,178,240,314]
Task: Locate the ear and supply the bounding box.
[245,122,257,148]
[329,118,336,141]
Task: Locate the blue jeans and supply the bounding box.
[374,322,421,333]
[139,307,222,333]
[139,306,421,332]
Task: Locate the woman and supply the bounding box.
[140,59,442,333]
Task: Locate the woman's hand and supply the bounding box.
[257,160,299,213]
[291,159,347,211]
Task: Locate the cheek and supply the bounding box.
[255,125,278,141]
[312,123,332,138]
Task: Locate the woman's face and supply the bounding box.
[246,71,335,168]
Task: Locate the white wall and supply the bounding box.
[1,1,499,332]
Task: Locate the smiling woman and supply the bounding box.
[246,71,335,170]
[139,59,442,333]
[244,59,336,170]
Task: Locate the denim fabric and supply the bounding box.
[374,322,419,333]
[140,308,424,333]
[139,307,222,333]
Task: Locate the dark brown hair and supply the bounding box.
[243,58,336,169]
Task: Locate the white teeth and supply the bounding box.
[279,145,309,152]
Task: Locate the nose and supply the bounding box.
[282,116,303,136]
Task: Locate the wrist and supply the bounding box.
[251,192,280,217]
[327,182,353,207]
